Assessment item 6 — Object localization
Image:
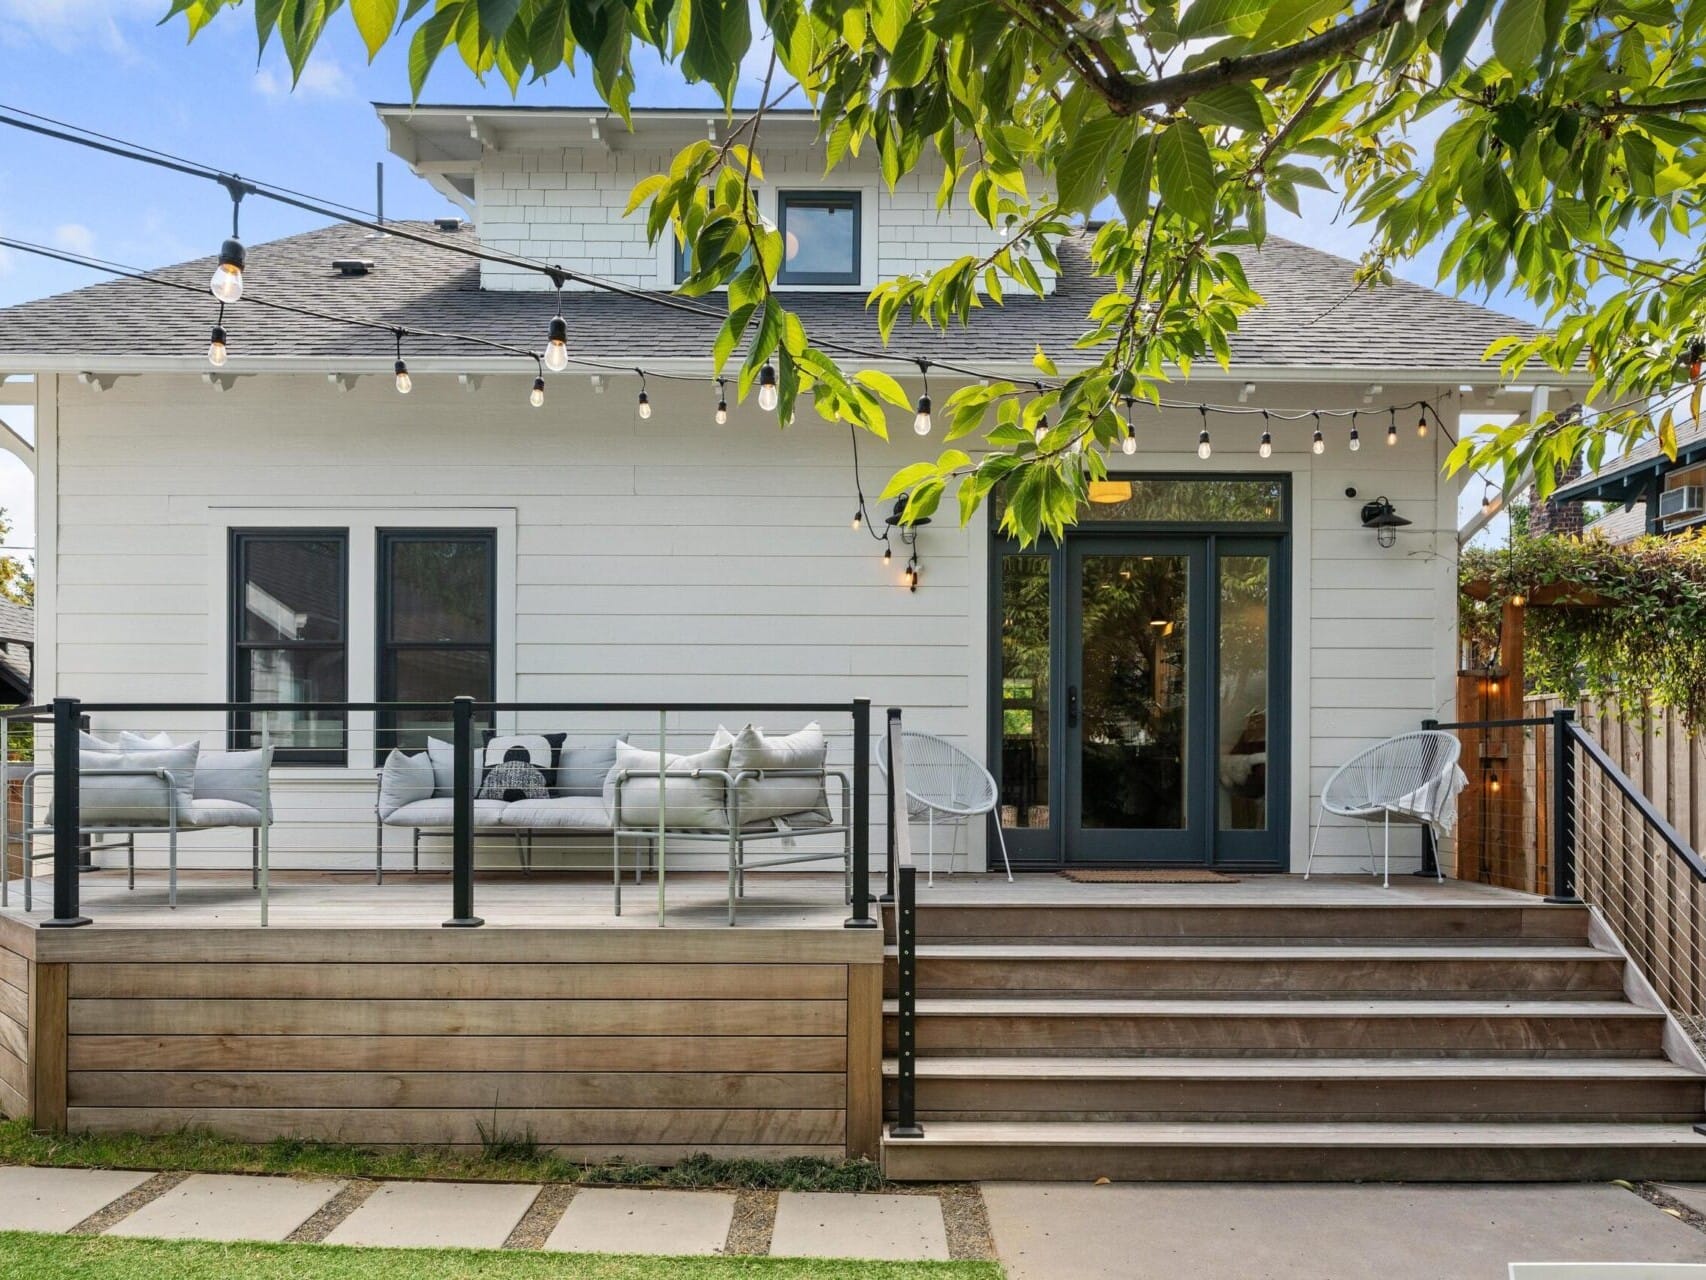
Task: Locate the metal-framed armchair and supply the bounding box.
[1305,729,1464,888]
[876,731,1013,886]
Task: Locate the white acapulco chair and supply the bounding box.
[1304,730,1464,889]
[877,731,1014,885]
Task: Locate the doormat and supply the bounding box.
[1058,869,1240,884]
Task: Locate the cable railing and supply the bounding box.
[2,695,880,930]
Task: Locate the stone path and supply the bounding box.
[0,1166,961,1262]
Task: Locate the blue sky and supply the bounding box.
[0,1,1539,556]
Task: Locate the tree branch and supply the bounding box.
[1107,0,1444,115]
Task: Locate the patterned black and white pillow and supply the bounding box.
[477,745,550,803]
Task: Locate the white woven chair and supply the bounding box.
[1305,730,1463,888]
[877,731,1013,885]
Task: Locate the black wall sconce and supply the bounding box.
[1359,494,1411,548]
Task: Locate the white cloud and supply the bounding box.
[50,223,96,256]
[0,0,158,54]
[254,59,353,100]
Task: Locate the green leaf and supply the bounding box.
[253,0,287,56]
[1154,122,1216,230]
[409,2,463,99]
[350,0,399,61]
[871,0,907,51]
[1033,344,1058,376]
[477,0,523,43]
[879,461,939,502]
[1491,0,1546,77]
[1176,0,1266,41]
[1183,83,1268,133]
[1440,0,1493,78]
[1251,0,1344,50]
[1113,133,1154,226]
[1054,115,1127,215]
[854,368,912,409]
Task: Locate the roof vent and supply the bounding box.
[435,217,463,232]
[332,259,375,276]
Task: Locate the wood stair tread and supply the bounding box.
[883,997,1662,1017]
[881,1056,1704,1080]
[883,1120,1706,1148]
[890,944,1611,960]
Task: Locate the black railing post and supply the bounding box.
[443,696,483,928]
[75,712,94,873]
[880,720,898,904]
[44,697,90,928]
[888,707,923,1139]
[845,698,875,928]
[1415,717,1441,878]
[1546,706,1581,905]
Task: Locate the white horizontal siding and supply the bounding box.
[40,372,1460,876]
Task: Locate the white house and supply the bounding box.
[0,104,1590,878]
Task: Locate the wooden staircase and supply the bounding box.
[879,900,1706,1181]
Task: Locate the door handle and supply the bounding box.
[1067,685,1079,728]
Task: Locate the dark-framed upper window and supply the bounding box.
[377,529,497,751]
[229,529,349,764]
[776,191,861,285]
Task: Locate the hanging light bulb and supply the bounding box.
[1258,411,1272,459]
[1416,408,1430,439]
[1386,408,1398,447]
[1197,406,1212,460]
[636,373,652,420]
[530,358,546,408]
[714,378,728,425]
[1121,396,1137,455]
[543,315,569,373]
[210,238,244,303]
[906,555,919,593]
[1311,412,1325,455]
[1348,411,1360,452]
[912,359,933,436]
[207,319,228,368]
[852,509,863,530]
[1034,413,1050,446]
[1482,481,1498,517]
[882,540,892,564]
[757,363,779,412]
[392,330,411,395]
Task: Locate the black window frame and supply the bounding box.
[776,190,862,286]
[229,528,350,766]
[375,528,498,752]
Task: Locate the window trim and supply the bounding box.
[375,527,498,751]
[228,527,350,766]
[776,190,862,286]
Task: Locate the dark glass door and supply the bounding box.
[1065,540,1210,862]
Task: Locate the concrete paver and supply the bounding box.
[544,1187,736,1255]
[981,1183,1706,1280]
[770,1191,949,1261]
[106,1173,343,1242]
[323,1180,540,1249]
[0,1167,153,1233]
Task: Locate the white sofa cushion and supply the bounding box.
[180,798,266,829]
[426,737,483,799]
[558,739,621,797]
[194,748,273,815]
[119,730,175,751]
[604,740,731,830]
[378,750,435,820]
[382,798,508,829]
[80,730,119,752]
[500,796,613,830]
[714,723,832,825]
[72,745,199,827]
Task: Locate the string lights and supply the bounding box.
[636,371,652,419]
[1120,396,1137,455]
[392,330,411,395]
[757,363,779,412]
[1197,406,1212,460]
[207,303,227,367]
[715,378,729,425]
[1311,412,1325,455]
[913,359,933,437]
[209,177,248,304]
[1258,409,1273,459]
[1349,411,1361,452]
[530,357,546,408]
[1387,407,1399,447]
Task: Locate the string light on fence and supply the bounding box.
[757,363,779,412]
[392,330,411,395]
[714,378,728,425]
[1312,412,1325,455]
[636,371,652,420]
[913,359,933,437]
[1197,406,1212,460]
[1258,410,1273,459]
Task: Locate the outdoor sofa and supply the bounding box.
[4,730,273,910]
[374,723,852,923]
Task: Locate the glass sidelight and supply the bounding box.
[998,554,1054,859]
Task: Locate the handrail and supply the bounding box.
[887,706,923,1140]
[1566,718,1706,883]
[1426,715,1554,731]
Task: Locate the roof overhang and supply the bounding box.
[1553,436,1706,507]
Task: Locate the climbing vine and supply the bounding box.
[1462,531,1706,729]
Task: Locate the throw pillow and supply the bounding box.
[69,744,199,826]
[478,745,550,802]
[378,749,434,819]
[426,736,484,800]
[194,746,274,814]
[714,723,832,825]
[80,730,119,752]
[558,738,621,797]
[480,731,565,774]
[119,730,175,751]
[603,740,732,829]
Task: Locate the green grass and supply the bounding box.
[0,1233,1004,1280]
[0,1120,887,1192]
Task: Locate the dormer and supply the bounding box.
[376,105,1055,295]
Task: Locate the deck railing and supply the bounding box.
[884,706,923,1140]
[4,695,879,930]
[1432,708,1706,1044]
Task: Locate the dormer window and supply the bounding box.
[777,191,861,286]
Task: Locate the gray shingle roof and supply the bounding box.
[1555,422,1706,505]
[0,220,1537,372]
[0,600,32,645]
